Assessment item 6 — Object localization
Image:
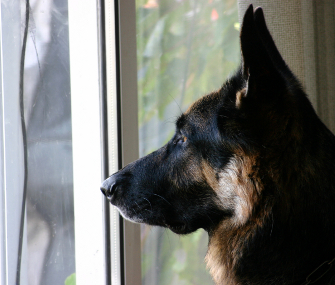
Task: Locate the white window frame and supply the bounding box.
[68,0,108,284]
[0,0,141,284]
[105,1,141,284]
[70,0,141,284]
[0,0,118,284]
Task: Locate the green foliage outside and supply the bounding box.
[136,0,240,284]
[64,273,76,285]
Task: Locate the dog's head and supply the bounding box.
[101,5,315,235]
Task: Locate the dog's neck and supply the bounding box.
[205,140,335,285]
[206,204,274,285]
[206,210,335,285]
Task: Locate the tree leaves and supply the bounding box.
[137,1,239,284]
[137,0,240,137]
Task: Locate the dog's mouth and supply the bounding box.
[101,178,199,235]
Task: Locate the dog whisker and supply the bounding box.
[135,201,141,210]
[152,193,172,205]
[143,197,153,211]
[134,202,145,220]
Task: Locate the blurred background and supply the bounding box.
[135,0,240,284]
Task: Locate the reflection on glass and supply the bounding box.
[136,0,240,284]
[24,0,75,284]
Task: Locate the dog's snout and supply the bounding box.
[100,177,118,200]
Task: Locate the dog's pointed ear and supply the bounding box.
[239,5,284,105]
[253,7,294,79]
[240,5,258,79]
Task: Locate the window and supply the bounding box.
[135,0,240,284]
[1,1,108,284]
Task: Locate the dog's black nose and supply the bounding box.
[100,178,118,200]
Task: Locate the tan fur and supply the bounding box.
[205,153,265,284]
[218,154,260,225]
[235,88,247,109]
[201,162,219,190]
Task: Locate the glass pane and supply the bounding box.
[24,0,75,284]
[136,0,240,284]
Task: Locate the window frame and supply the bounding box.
[106,1,141,284]
[68,0,110,284]
[0,0,141,284]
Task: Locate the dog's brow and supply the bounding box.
[176,114,186,129]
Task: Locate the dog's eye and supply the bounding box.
[175,136,187,145]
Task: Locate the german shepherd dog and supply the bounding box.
[101,5,335,285]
